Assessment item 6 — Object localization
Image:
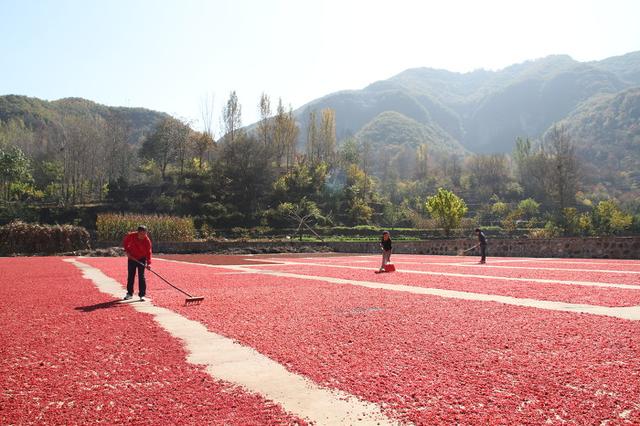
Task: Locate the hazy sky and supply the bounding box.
[1,0,639,127]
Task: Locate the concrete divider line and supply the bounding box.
[387,261,640,275]
[532,259,640,267]
[463,259,545,263]
[154,258,640,321]
[65,258,399,426]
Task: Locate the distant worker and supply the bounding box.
[474,228,488,264]
[378,230,392,272]
[122,225,152,301]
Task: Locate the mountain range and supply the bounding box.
[293,51,640,178]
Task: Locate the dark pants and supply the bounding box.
[127,257,146,297]
[480,244,487,262]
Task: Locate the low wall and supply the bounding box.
[98,236,640,259]
[329,237,640,259]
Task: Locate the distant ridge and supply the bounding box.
[0,95,168,146]
[293,51,639,151]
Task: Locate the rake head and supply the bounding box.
[184,296,204,306]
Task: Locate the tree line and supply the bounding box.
[0,91,637,237]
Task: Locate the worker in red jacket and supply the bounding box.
[122,225,152,301]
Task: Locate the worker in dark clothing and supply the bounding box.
[379,231,392,272]
[474,228,488,264]
[122,225,152,301]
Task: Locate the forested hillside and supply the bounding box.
[558,87,640,203]
[0,95,166,147]
[1,52,639,237]
[0,95,166,206]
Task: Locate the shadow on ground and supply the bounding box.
[75,299,141,312]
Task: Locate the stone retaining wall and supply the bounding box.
[98,236,640,259]
[329,237,640,259]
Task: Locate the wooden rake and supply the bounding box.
[457,245,478,256]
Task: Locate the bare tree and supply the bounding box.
[257,92,272,150]
[547,124,578,213]
[173,118,193,179]
[318,108,336,166]
[61,116,99,204]
[273,98,296,168]
[283,104,299,170]
[140,117,190,180]
[466,154,511,198]
[513,136,552,204]
[306,109,319,163]
[105,112,133,182]
[192,132,214,170]
[415,143,429,180]
[222,91,242,144]
[200,93,215,138]
[360,141,372,200]
[197,93,216,169]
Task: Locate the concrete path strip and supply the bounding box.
[532,259,640,267]
[65,258,399,426]
[252,260,640,290]
[388,261,640,275]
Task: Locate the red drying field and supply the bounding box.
[283,255,640,272]
[263,256,640,285]
[248,263,640,307]
[0,257,303,425]
[465,260,640,272]
[395,263,640,285]
[157,254,280,265]
[280,255,640,274]
[155,252,359,266]
[82,257,640,425]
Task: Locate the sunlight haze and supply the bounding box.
[1,0,638,126]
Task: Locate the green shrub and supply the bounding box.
[517,198,540,219]
[528,221,561,238]
[198,223,216,240]
[593,200,633,235]
[229,227,250,239]
[632,215,640,234]
[425,188,468,236]
[96,213,195,242]
[0,221,90,255]
[490,201,510,219]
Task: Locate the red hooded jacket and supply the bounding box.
[122,232,152,264]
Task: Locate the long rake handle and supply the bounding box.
[133,259,195,298]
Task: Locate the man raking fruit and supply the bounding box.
[122,225,152,301]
